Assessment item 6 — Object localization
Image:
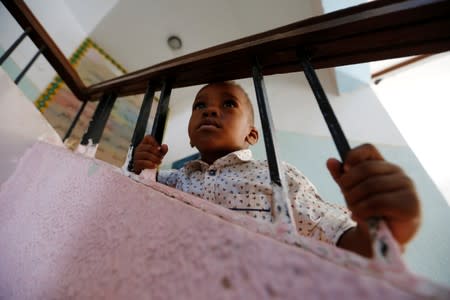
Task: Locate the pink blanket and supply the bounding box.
[0,142,448,299]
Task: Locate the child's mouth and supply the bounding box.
[198,119,221,129]
[198,124,220,130]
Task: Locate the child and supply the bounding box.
[133,81,421,257]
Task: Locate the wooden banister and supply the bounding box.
[79,0,450,99]
[1,0,87,100]
[3,0,450,101]
[371,54,433,79]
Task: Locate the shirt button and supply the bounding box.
[208,170,216,176]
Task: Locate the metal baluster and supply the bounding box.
[298,50,391,260]
[297,50,350,161]
[151,79,173,144]
[63,100,88,142]
[0,28,31,65]
[252,58,294,228]
[80,92,117,147]
[126,82,156,172]
[14,45,45,84]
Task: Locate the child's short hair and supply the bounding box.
[198,81,255,125]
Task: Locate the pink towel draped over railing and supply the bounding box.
[0,142,448,299]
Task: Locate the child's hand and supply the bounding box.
[327,144,421,248]
[133,135,168,174]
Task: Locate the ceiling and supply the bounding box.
[59,0,403,165]
[89,0,321,72]
[85,0,330,163]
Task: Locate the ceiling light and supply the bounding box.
[167,35,182,50]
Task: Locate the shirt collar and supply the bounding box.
[184,149,253,174]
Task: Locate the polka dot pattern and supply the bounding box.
[158,150,356,244]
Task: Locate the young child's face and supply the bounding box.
[188,83,258,158]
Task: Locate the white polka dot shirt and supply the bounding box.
[158,149,356,245]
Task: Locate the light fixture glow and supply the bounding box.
[167,35,182,50]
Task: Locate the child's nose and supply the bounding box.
[202,106,219,117]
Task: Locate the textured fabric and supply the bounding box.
[5,142,449,299]
[158,149,356,244]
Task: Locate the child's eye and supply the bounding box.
[193,102,206,110]
[223,100,237,108]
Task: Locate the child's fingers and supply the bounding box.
[137,137,161,152]
[331,144,421,245]
[133,160,158,173]
[347,178,421,245]
[136,144,164,156]
[350,190,418,220]
[327,143,386,181]
[133,151,164,165]
[133,136,168,174]
[326,158,344,181]
[160,144,169,156]
[344,172,413,206]
[349,189,420,234]
[141,135,159,147]
[135,136,168,156]
[343,143,384,171]
[338,161,402,190]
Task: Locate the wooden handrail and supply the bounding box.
[3,0,450,101]
[371,54,433,79]
[86,0,450,99]
[1,0,87,100]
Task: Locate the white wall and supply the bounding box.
[373,53,450,205]
[63,0,119,35]
[0,68,63,184]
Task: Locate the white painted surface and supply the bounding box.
[321,0,366,13]
[90,0,318,72]
[63,0,119,35]
[0,68,63,185]
[334,63,371,94]
[372,53,450,205]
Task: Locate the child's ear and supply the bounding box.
[246,126,259,145]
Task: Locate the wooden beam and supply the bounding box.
[371,54,433,79]
[3,0,450,101]
[84,0,450,99]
